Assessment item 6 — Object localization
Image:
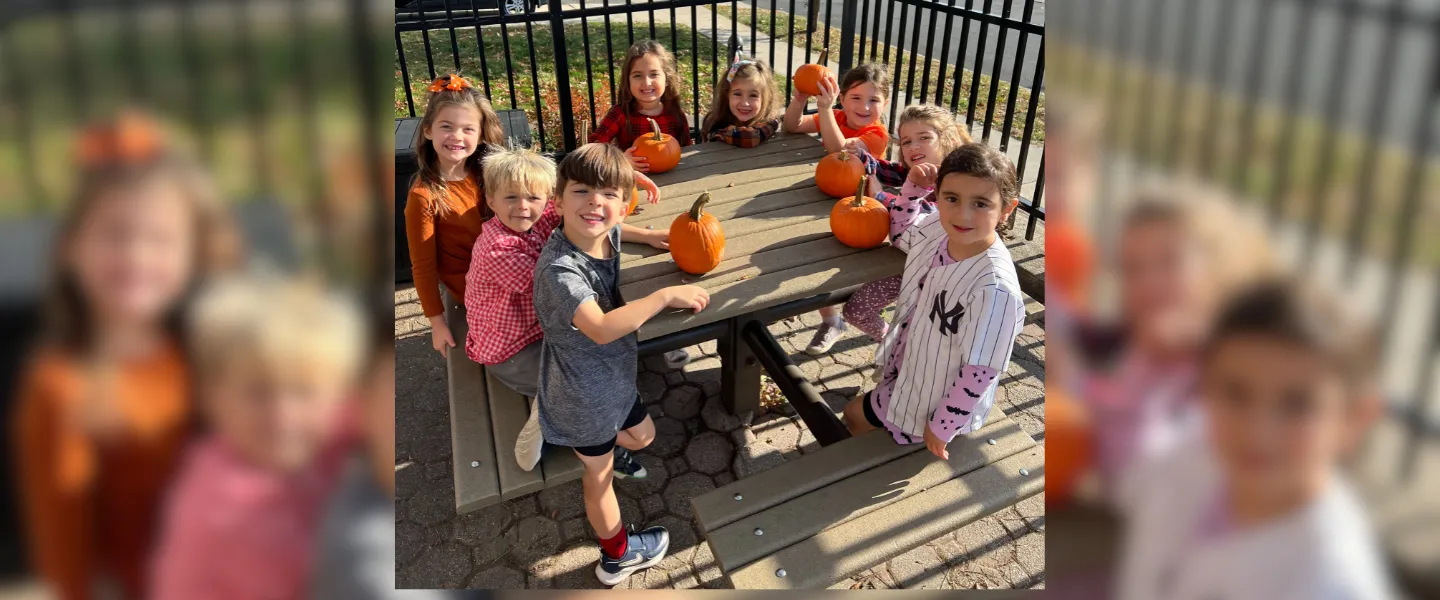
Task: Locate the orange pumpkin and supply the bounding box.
[815,151,866,198]
[830,175,889,249]
[669,192,725,274]
[1045,390,1093,508]
[793,49,833,96]
[627,186,640,216]
[631,117,682,173]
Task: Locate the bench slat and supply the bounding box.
[690,407,1004,534]
[485,372,547,500]
[539,443,586,487]
[725,446,1046,589]
[705,418,1036,573]
[444,296,501,514]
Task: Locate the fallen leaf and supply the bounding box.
[727,182,734,187]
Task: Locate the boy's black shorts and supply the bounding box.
[861,391,885,428]
[567,395,649,457]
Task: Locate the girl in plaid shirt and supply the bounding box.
[840,104,972,348]
[464,147,666,471]
[588,40,694,171]
[701,52,783,148]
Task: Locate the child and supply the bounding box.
[12,111,238,600]
[404,73,506,358]
[589,40,694,170]
[1079,191,1274,500]
[1116,280,1393,600]
[701,52,784,148]
[841,143,1026,460]
[840,104,972,345]
[533,143,709,585]
[464,147,666,471]
[784,62,892,353]
[150,275,364,600]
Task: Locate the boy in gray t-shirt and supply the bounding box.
[533,143,709,586]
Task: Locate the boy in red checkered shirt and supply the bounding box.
[464,147,668,471]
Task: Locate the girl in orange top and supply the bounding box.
[12,111,239,600]
[404,74,506,357]
[783,62,893,354]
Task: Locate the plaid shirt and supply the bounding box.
[589,105,694,149]
[464,204,562,365]
[855,145,910,187]
[706,117,781,148]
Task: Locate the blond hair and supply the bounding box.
[411,75,506,217]
[188,274,366,385]
[1123,184,1277,297]
[702,56,783,133]
[482,147,556,198]
[897,104,970,165]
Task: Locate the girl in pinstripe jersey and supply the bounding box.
[842,143,1027,460]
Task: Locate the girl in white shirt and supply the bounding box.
[841,143,1027,459]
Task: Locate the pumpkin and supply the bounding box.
[627,186,639,216]
[830,175,889,249]
[793,49,833,96]
[815,151,866,198]
[1044,390,1093,508]
[631,117,682,173]
[669,192,725,274]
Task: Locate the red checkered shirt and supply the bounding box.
[589,104,695,149]
[464,204,562,365]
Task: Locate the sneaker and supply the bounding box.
[663,348,691,369]
[515,397,544,471]
[612,447,648,479]
[805,320,848,355]
[595,525,669,586]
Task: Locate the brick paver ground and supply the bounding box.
[395,286,1046,589]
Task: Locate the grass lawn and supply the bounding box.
[396,20,726,150]
[714,5,1046,144]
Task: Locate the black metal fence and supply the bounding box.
[392,0,1047,236]
[1052,0,1438,481]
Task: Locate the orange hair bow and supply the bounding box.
[428,74,472,93]
[76,110,166,169]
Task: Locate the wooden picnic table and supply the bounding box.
[619,133,905,445]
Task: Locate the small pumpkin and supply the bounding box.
[669,192,725,275]
[631,117,682,173]
[830,175,889,249]
[793,49,833,96]
[815,151,866,198]
[627,186,640,216]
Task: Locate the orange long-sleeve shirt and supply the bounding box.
[12,343,191,600]
[404,173,488,318]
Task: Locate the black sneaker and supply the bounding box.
[613,447,648,479]
[595,525,669,586]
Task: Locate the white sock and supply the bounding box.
[824,316,845,328]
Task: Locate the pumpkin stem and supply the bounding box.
[689,192,711,221]
[648,117,662,141]
[816,48,829,67]
[852,175,868,206]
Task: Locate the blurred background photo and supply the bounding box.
[1043,0,1437,598]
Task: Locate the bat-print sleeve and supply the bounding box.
[927,286,1025,443]
[887,181,936,253]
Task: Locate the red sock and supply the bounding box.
[598,527,629,559]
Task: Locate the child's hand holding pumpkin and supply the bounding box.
[625,146,650,173]
[814,75,840,110]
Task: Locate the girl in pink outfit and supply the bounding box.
[150,276,364,600]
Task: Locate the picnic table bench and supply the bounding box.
[425,132,1044,588]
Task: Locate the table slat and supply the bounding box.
[645,147,827,198]
[623,219,841,284]
[623,170,824,229]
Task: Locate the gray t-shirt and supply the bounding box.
[533,225,639,447]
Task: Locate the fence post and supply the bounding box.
[837,0,858,73]
[548,0,577,150]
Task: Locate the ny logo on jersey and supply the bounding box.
[929,290,965,335]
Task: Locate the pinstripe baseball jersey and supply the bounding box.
[870,189,1027,443]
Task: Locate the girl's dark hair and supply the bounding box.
[555,143,636,202]
[47,119,242,353]
[1204,279,1379,392]
[937,142,1020,204]
[410,75,506,217]
[838,62,892,102]
[701,55,783,133]
[616,41,688,136]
